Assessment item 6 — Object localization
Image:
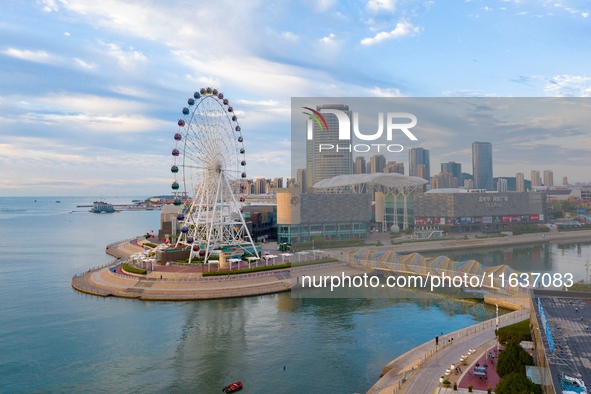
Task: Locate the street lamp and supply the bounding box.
[496,304,499,354]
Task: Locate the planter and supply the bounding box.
[487,386,492,394]
[468,384,473,392]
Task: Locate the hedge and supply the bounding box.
[202,263,291,276]
[292,258,339,267]
[495,319,532,344]
[122,263,147,275]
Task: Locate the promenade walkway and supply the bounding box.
[367,308,530,394]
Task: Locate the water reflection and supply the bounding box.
[169,294,498,393]
[423,242,591,282]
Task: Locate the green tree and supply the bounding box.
[312,236,325,245]
[496,340,534,378]
[494,372,542,394]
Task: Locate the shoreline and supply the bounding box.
[368,298,530,394]
[373,229,591,255]
[72,230,591,301]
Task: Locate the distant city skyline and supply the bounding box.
[2,2,591,196]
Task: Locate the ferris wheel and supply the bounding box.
[170,87,258,264]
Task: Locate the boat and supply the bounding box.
[222,381,243,392]
[91,201,115,213]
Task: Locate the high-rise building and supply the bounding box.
[464,179,474,189]
[431,172,458,189]
[417,164,427,180]
[255,178,268,194]
[306,104,353,190]
[563,176,569,186]
[516,173,525,192]
[441,162,462,186]
[543,170,554,187]
[296,169,307,194]
[383,161,404,174]
[272,177,283,189]
[531,170,541,187]
[409,148,430,180]
[369,154,387,173]
[472,142,493,190]
[354,156,366,174]
[497,178,508,192]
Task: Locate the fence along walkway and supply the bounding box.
[367,308,530,394]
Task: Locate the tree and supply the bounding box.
[312,236,325,245]
[494,372,542,394]
[440,224,451,234]
[496,340,534,378]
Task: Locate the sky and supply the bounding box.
[0,0,590,196]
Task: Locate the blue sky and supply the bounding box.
[0,0,590,196]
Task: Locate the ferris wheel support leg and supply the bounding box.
[222,173,259,259]
[187,182,204,263]
[204,171,224,265]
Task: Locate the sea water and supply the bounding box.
[5,197,581,393]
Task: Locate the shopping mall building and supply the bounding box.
[276,174,548,243]
[411,189,547,233]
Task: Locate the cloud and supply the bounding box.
[40,0,59,12]
[186,74,221,88]
[74,58,97,69]
[282,31,300,43]
[542,75,591,97]
[1,48,56,64]
[309,0,336,12]
[366,0,397,12]
[99,41,147,68]
[441,90,500,97]
[361,22,420,45]
[368,86,404,97]
[319,33,336,43]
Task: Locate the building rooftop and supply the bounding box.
[533,290,591,394]
[313,173,427,189]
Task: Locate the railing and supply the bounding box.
[72,259,120,277]
[373,308,530,394]
[106,238,133,249]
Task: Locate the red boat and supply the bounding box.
[222,381,243,392]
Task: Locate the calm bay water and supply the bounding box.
[1,197,587,393]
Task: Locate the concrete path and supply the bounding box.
[367,309,530,394]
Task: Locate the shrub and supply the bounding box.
[122,263,147,275]
[292,258,339,266]
[202,263,291,276]
[495,319,532,344]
